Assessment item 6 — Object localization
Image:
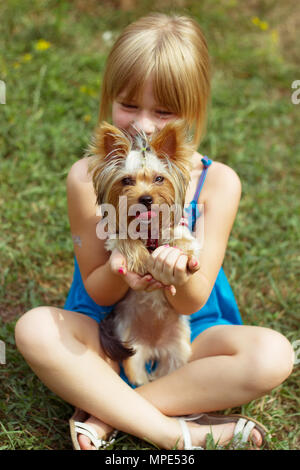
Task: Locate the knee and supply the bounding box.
[241,328,294,394]
[15,307,60,364]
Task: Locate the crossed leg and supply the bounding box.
[15,307,294,450]
[79,323,294,449]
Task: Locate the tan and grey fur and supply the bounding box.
[88,121,200,386]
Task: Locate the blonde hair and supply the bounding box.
[99,13,211,147]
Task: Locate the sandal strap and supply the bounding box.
[178,418,204,450]
[74,421,117,449]
[233,418,256,447]
[178,418,192,450]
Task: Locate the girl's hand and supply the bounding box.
[146,245,200,289]
[109,248,176,294]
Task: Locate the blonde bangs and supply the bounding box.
[152,18,211,146]
[99,31,156,121]
[99,13,211,147]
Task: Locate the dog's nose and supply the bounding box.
[139,195,153,208]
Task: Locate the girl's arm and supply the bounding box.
[150,163,242,315]
[67,159,130,306]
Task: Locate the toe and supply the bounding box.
[78,434,96,450]
[250,428,263,448]
[76,415,115,450]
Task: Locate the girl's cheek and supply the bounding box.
[155,117,176,132]
[113,111,127,128]
[113,109,135,129]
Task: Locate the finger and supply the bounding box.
[147,245,172,277]
[141,274,153,282]
[144,278,158,289]
[188,257,200,273]
[110,249,127,275]
[126,271,157,291]
[151,245,171,267]
[151,244,170,258]
[146,281,164,292]
[161,248,184,279]
[165,284,176,296]
[173,253,189,285]
[124,271,142,289]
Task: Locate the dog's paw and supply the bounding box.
[127,243,150,275]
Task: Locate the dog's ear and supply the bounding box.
[150,121,194,205]
[87,123,131,205]
[89,122,131,160]
[149,120,192,162]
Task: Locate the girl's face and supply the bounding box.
[112,77,178,138]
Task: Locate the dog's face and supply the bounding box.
[88,121,194,235]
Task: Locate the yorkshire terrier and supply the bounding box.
[88,120,200,386]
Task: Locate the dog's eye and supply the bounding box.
[155,176,164,183]
[121,177,134,186]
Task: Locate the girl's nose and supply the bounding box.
[134,114,156,136]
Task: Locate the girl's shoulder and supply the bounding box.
[193,152,242,205]
[66,157,97,217]
[67,157,92,185]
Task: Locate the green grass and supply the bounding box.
[0,0,299,450]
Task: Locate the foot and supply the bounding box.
[177,420,263,449]
[76,414,263,450]
[77,415,114,450]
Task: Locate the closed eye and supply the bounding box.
[155,109,174,119]
[120,102,137,110]
[156,110,172,115]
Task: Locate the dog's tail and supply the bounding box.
[99,313,135,361]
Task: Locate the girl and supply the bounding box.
[15,13,294,450]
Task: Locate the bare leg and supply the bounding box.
[78,324,293,449]
[15,307,183,449]
[15,310,294,449]
[137,324,294,415]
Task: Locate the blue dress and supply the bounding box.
[64,157,242,386]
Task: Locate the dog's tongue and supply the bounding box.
[136,210,157,220]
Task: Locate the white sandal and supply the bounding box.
[178,418,204,450]
[177,413,268,450]
[69,408,118,450]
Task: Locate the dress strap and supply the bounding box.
[184,156,212,233]
[191,156,212,204]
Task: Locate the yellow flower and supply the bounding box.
[260,21,269,31]
[83,114,91,122]
[34,39,51,51]
[251,17,260,26]
[79,85,98,97]
[251,17,269,31]
[21,53,33,63]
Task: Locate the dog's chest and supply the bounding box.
[114,290,186,347]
